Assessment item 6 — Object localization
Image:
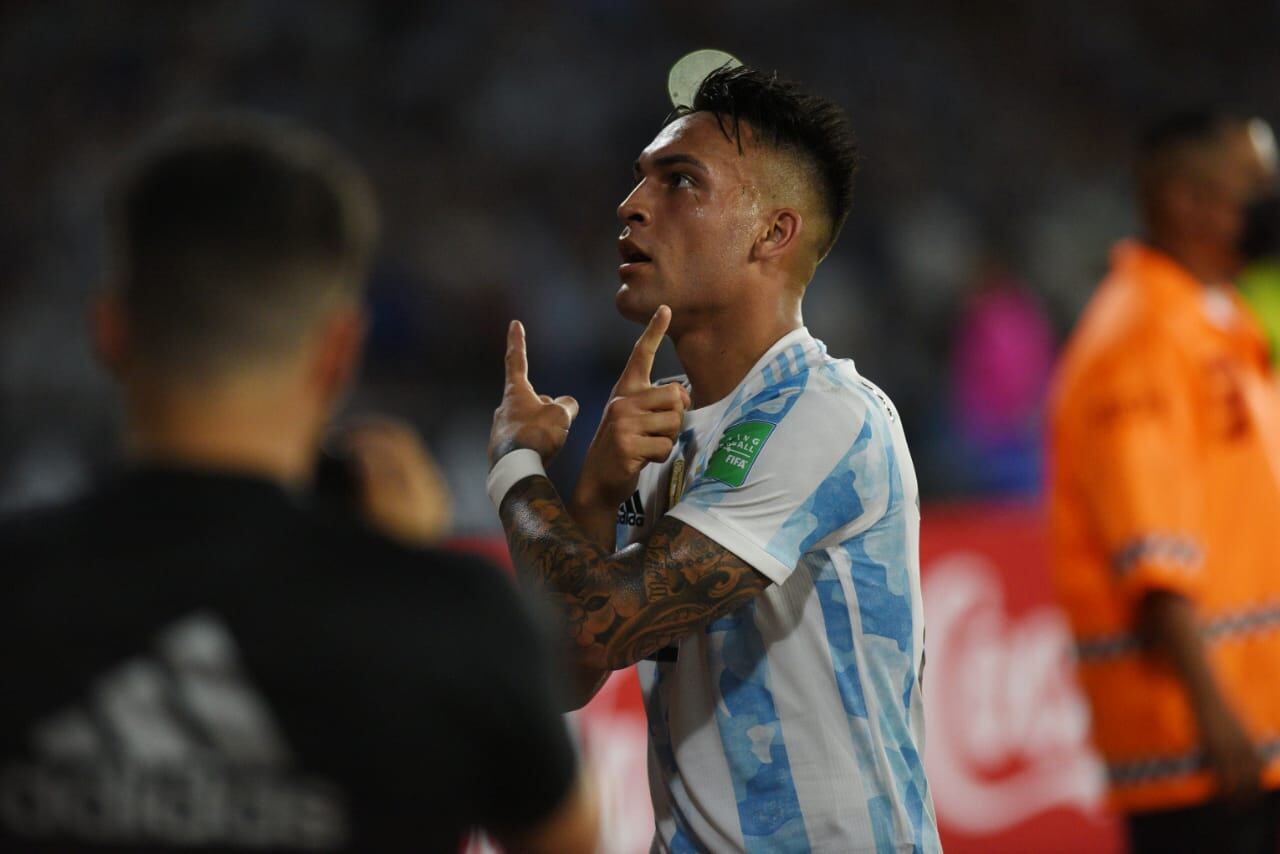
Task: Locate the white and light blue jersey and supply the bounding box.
[618,328,938,853]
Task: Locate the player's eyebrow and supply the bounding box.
[633,153,710,179]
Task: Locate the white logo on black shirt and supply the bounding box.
[0,613,348,850]
[617,491,646,527]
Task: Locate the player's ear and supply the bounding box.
[311,303,368,405]
[753,208,803,262]
[90,290,129,377]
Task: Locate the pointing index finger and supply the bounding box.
[619,305,671,392]
[505,320,529,388]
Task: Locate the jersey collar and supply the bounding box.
[683,326,819,432]
[1113,239,1269,368]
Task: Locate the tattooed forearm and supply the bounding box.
[500,476,770,670]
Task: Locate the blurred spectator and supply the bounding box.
[0,115,597,853]
[948,255,1055,494]
[1238,188,1280,365]
[1048,112,1280,854]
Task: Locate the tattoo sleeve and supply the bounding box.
[500,475,771,670]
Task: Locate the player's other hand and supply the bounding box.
[489,320,580,466]
[344,419,453,547]
[1199,695,1265,808]
[574,306,690,511]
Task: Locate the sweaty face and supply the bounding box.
[615,112,765,325]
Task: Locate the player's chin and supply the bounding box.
[614,281,660,324]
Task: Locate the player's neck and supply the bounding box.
[122,380,320,487]
[1148,233,1239,287]
[674,305,803,409]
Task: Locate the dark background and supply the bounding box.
[2,0,1277,530]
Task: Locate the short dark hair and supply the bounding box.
[106,113,378,377]
[674,65,860,257]
[1139,110,1239,158]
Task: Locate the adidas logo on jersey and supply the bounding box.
[1,613,348,850]
[617,491,646,527]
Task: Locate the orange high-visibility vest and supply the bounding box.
[1049,240,1280,813]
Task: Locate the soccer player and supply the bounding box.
[0,116,597,853]
[488,65,938,852]
[1049,112,1280,853]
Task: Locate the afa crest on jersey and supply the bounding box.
[668,458,686,507]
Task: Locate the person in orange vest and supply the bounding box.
[1049,111,1280,853]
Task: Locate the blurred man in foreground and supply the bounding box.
[1050,112,1280,853]
[487,65,938,851]
[0,116,596,853]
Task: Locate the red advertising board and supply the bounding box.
[919,504,1121,853]
[459,502,1124,853]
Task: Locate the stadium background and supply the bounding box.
[2,1,1278,851]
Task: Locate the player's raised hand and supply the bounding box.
[344,418,453,547]
[573,306,691,516]
[489,320,580,466]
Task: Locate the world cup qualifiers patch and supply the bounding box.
[706,420,775,487]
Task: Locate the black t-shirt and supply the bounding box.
[0,466,577,853]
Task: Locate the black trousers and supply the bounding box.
[1128,792,1280,854]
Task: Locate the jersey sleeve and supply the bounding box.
[668,385,894,584]
[1073,337,1207,604]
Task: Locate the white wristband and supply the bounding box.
[486,449,546,510]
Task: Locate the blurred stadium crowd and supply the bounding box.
[3,0,1278,529]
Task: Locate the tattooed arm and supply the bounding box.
[490,310,769,700]
[500,475,770,672]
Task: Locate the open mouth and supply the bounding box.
[619,242,652,265]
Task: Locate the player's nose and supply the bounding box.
[617,183,651,227]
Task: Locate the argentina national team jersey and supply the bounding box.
[618,328,939,853]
